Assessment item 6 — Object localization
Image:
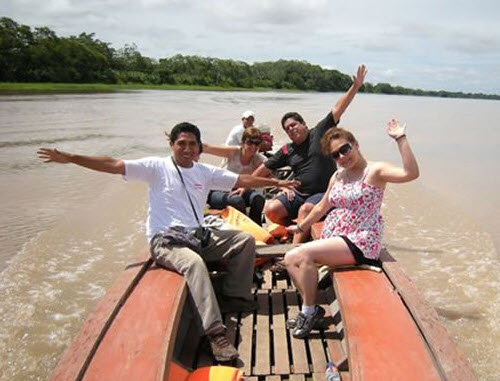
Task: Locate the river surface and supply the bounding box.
[0,90,499,380]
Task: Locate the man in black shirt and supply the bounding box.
[252,65,367,242]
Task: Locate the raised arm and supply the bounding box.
[37,148,125,175]
[202,143,239,159]
[374,119,419,184]
[331,64,367,123]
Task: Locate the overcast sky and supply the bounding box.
[2,0,499,94]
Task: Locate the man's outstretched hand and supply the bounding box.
[37,148,70,164]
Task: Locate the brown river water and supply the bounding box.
[0,90,499,380]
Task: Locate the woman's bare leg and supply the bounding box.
[284,237,355,305]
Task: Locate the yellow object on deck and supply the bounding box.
[220,206,275,244]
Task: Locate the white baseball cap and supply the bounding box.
[242,110,255,119]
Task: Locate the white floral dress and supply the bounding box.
[321,166,384,260]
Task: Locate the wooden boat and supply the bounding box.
[49,219,476,381]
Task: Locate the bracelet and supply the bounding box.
[296,223,304,233]
[395,134,406,142]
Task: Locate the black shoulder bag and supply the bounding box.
[172,157,211,248]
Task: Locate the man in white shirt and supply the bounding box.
[37,122,298,362]
[224,110,255,146]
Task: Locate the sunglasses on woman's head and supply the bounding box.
[246,139,262,146]
[330,143,352,159]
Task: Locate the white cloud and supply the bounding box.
[1,0,499,93]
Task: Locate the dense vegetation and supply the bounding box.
[1,17,498,99]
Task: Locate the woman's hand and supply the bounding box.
[386,118,406,140]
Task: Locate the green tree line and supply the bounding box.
[1,17,498,100]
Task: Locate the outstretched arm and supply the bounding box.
[251,163,273,178]
[37,148,125,175]
[235,175,299,190]
[374,119,419,184]
[331,64,367,123]
[202,143,239,158]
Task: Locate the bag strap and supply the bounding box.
[171,157,202,226]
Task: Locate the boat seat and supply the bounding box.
[331,267,443,380]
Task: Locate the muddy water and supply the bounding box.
[0,91,498,380]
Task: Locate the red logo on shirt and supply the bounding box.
[194,183,203,190]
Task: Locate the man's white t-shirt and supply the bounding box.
[124,156,238,240]
[224,124,244,146]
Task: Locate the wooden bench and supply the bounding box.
[332,266,442,381]
[50,249,188,381]
[312,222,476,380]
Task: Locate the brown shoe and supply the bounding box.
[218,295,258,313]
[208,333,239,362]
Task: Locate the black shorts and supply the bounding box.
[339,235,380,267]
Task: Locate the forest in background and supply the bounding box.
[1,17,498,100]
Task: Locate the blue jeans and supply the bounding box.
[275,192,324,220]
[208,189,265,226]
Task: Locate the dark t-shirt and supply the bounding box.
[265,112,338,195]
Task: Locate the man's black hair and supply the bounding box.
[281,112,305,129]
[170,122,202,144]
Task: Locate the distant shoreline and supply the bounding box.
[0,82,272,94]
[1,82,499,100]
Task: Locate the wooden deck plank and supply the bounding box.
[276,277,288,290]
[285,291,309,374]
[254,291,271,376]
[380,249,477,381]
[50,250,152,381]
[271,291,291,375]
[308,332,327,374]
[265,376,282,381]
[312,373,327,381]
[263,267,272,290]
[82,266,187,381]
[332,268,442,381]
[289,375,306,381]
[238,309,254,376]
[317,290,347,368]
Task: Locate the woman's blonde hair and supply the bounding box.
[241,127,262,143]
[321,127,357,156]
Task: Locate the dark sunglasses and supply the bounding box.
[245,139,262,146]
[330,143,352,159]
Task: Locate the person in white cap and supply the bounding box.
[224,110,255,146]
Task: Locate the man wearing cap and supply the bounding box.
[225,110,256,146]
[252,65,367,243]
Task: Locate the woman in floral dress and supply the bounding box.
[284,118,419,338]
